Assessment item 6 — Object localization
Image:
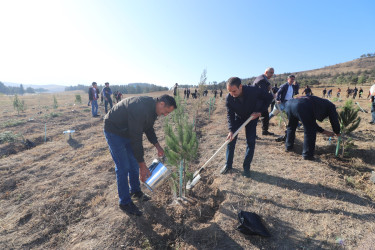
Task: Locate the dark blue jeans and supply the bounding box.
[105,98,113,113]
[371,102,375,122]
[104,131,141,205]
[225,119,258,171]
[91,100,98,116]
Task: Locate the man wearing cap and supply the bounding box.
[104,94,176,216]
[221,77,273,177]
[251,67,275,136]
[88,82,100,117]
[284,96,340,160]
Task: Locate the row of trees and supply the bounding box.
[0,82,47,95]
[360,53,375,58]
[65,83,168,94]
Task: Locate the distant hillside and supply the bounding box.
[241,56,375,88]
[3,82,64,93]
[298,57,375,77]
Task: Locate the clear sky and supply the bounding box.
[1,0,374,88]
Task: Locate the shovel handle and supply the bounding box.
[335,136,341,157]
[193,115,256,177]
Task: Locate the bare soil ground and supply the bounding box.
[0,87,374,249]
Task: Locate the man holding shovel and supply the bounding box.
[221,77,273,177]
[104,95,176,216]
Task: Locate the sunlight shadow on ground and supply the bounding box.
[251,170,374,208]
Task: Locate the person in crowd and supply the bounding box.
[214,89,218,98]
[270,83,279,111]
[302,85,312,96]
[358,87,363,98]
[284,96,340,160]
[269,75,298,121]
[322,88,327,98]
[221,77,273,177]
[327,89,333,98]
[103,82,113,113]
[252,67,275,136]
[187,88,190,99]
[370,94,375,124]
[173,83,178,96]
[337,88,341,97]
[352,87,358,99]
[88,82,100,117]
[346,87,352,99]
[219,89,223,98]
[104,94,176,216]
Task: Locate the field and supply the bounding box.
[0,87,374,249]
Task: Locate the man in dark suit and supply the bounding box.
[221,77,273,177]
[269,74,298,121]
[252,67,275,135]
[284,96,340,160]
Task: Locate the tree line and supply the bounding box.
[0,82,48,95]
[65,82,168,94]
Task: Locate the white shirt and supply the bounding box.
[285,84,293,101]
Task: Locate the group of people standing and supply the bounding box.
[221,67,341,178]
[88,82,123,117]
[97,70,373,217]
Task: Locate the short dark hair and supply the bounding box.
[158,94,177,109]
[92,82,97,86]
[105,82,109,85]
[288,74,295,79]
[226,77,242,88]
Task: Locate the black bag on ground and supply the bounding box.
[236,211,271,237]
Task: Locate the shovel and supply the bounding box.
[355,102,368,113]
[186,115,256,190]
[335,136,341,157]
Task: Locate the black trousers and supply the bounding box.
[285,99,316,157]
[260,110,270,132]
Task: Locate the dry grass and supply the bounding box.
[0,88,374,249]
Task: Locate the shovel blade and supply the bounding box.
[186,174,201,189]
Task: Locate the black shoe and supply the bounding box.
[285,147,293,152]
[262,131,274,136]
[119,202,142,216]
[303,156,315,161]
[220,165,233,174]
[255,135,262,140]
[242,170,251,178]
[130,191,151,202]
[370,121,374,124]
[275,136,286,142]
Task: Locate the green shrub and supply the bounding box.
[13,94,26,114]
[337,99,361,157]
[1,119,26,128]
[0,131,21,144]
[44,112,61,118]
[75,94,82,104]
[53,96,58,109]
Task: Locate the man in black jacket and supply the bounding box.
[284,96,340,160]
[221,77,273,177]
[252,67,275,135]
[104,95,176,216]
